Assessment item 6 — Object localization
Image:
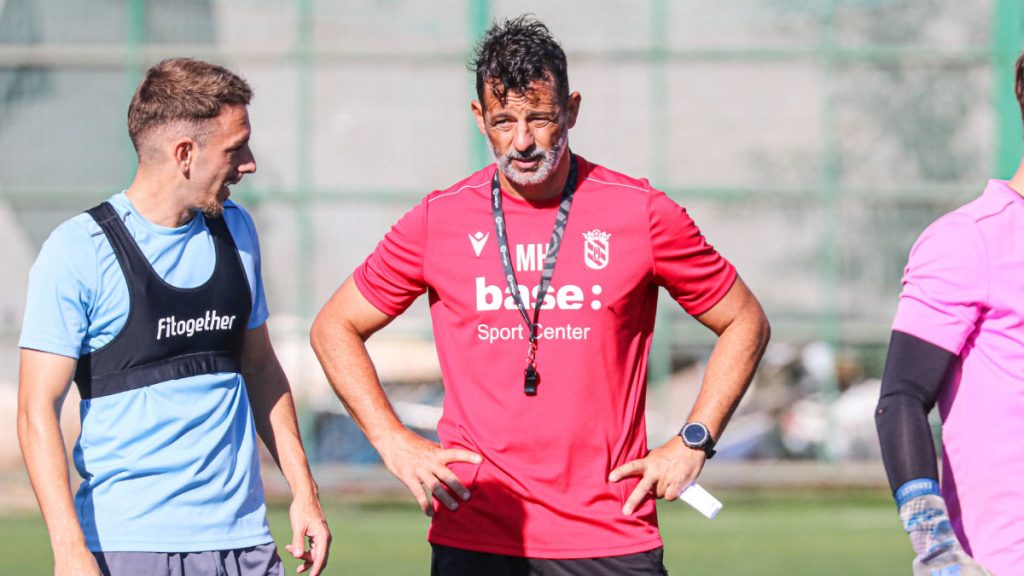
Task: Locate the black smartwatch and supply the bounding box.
[680,422,716,459]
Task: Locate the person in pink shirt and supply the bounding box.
[312,16,770,575]
[875,54,1024,576]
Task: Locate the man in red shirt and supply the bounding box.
[312,15,770,575]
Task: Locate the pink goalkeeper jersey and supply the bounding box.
[893,179,1024,574]
[354,156,736,558]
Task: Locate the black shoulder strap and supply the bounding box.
[85,201,149,280]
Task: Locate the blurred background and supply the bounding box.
[1,0,1021,574]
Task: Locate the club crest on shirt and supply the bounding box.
[582,229,611,270]
[469,231,490,257]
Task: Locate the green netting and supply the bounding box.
[0,2,1020,451]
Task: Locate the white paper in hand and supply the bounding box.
[678,483,722,519]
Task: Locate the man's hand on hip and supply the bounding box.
[380,429,481,516]
[609,436,705,515]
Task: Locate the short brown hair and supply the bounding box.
[128,58,252,158]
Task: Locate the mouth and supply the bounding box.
[220,177,241,199]
[511,156,542,171]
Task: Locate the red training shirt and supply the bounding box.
[354,156,736,558]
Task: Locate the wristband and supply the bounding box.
[895,478,941,508]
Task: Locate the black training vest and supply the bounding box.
[73,202,252,400]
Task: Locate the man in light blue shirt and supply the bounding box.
[18,58,331,576]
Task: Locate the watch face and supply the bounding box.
[683,424,708,445]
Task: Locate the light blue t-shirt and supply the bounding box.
[20,192,273,552]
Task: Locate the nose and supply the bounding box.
[238,145,257,174]
[513,120,535,153]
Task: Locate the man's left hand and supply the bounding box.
[285,493,332,575]
[609,436,705,515]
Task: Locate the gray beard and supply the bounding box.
[491,131,569,187]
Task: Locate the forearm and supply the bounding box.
[689,303,770,438]
[311,280,482,518]
[250,381,318,498]
[611,288,768,513]
[310,317,408,453]
[874,332,991,572]
[241,326,319,498]
[18,402,87,551]
[241,327,331,574]
[239,323,319,498]
[875,331,953,491]
[876,395,939,490]
[18,350,90,554]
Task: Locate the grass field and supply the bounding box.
[0,490,910,575]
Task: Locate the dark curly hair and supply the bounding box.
[469,15,569,106]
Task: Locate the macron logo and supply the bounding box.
[469,231,490,257]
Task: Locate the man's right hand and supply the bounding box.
[54,544,101,576]
[379,429,481,516]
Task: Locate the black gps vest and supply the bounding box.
[73,202,252,400]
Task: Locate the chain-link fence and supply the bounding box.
[2,0,1021,472]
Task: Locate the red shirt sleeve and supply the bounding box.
[353,199,429,316]
[648,189,737,316]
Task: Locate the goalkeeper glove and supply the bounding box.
[897,479,993,576]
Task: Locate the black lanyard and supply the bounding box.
[490,154,578,396]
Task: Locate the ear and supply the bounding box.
[471,100,487,136]
[173,138,194,177]
[565,91,581,129]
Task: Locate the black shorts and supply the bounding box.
[430,544,669,576]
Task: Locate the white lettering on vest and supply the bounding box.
[157,310,237,340]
